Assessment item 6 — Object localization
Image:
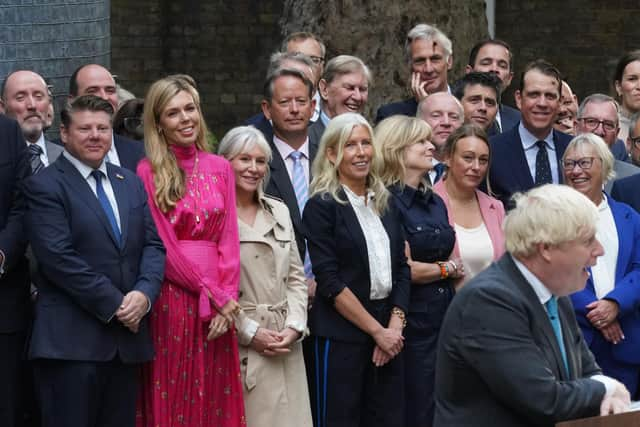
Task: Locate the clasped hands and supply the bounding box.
[586,299,624,344]
[207,299,241,341]
[116,290,149,333]
[372,313,405,368]
[250,327,301,356]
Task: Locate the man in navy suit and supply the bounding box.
[488,60,572,208]
[66,64,145,171]
[465,38,521,134]
[376,23,452,123]
[25,95,165,427]
[0,115,30,427]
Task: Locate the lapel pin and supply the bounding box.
[116,174,125,180]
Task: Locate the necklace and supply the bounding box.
[187,149,201,224]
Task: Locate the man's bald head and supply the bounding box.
[69,64,118,111]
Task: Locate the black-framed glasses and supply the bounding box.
[562,157,597,170]
[577,117,617,132]
[631,135,640,149]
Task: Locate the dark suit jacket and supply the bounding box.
[264,134,319,261]
[488,125,572,208]
[571,196,640,366]
[244,112,274,144]
[44,139,63,164]
[611,174,640,212]
[434,254,605,427]
[52,133,144,172]
[375,98,418,124]
[303,192,410,343]
[0,115,30,333]
[25,155,165,363]
[499,103,521,133]
[308,119,326,145]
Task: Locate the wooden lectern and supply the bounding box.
[556,411,640,426]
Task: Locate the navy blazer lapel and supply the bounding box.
[56,156,121,249]
[267,139,302,222]
[610,197,632,283]
[338,192,369,273]
[107,164,128,247]
[507,127,535,190]
[499,255,570,380]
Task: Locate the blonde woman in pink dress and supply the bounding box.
[136,75,245,426]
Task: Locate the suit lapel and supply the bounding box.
[610,198,630,283]
[267,139,302,222]
[499,255,570,380]
[56,156,121,249]
[338,192,369,273]
[107,164,128,248]
[508,128,535,190]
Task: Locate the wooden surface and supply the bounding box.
[556,411,640,427]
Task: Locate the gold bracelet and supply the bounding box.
[391,307,407,328]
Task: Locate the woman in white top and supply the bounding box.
[433,124,506,286]
[564,132,640,397]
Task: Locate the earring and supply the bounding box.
[157,127,163,134]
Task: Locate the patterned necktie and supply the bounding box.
[91,170,121,241]
[28,143,45,174]
[535,140,553,185]
[289,151,313,278]
[545,296,569,377]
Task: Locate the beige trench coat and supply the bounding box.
[236,195,312,427]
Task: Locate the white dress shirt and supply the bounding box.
[519,123,559,184]
[513,257,617,397]
[591,196,619,299]
[273,135,311,183]
[343,186,392,300]
[63,151,121,230]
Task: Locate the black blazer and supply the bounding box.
[488,125,572,208]
[264,135,319,261]
[434,254,605,427]
[375,98,419,124]
[611,173,640,213]
[0,115,30,333]
[303,191,410,343]
[25,156,165,363]
[244,112,274,144]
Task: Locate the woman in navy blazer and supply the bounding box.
[303,113,410,427]
[564,133,640,396]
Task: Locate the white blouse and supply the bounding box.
[343,186,392,300]
[592,196,618,299]
[455,222,494,283]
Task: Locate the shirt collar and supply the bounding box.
[63,150,108,180]
[390,183,431,208]
[519,122,555,151]
[513,256,553,305]
[320,109,331,127]
[273,134,310,160]
[598,193,610,212]
[342,184,375,207]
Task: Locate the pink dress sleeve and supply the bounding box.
[137,160,226,320]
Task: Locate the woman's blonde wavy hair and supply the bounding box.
[374,115,432,189]
[310,113,389,214]
[143,75,210,212]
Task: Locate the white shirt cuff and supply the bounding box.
[591,374,616,397]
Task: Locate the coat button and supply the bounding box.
[239,291,243,298]
[241,357,248,365]
[438,287,444,293]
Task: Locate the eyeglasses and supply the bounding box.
[577,117,617,132]
[309,55,325,65]
[562,157,597,170]
[123,117,143,133]
[631,135,640,149]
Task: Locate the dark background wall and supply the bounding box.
[495,1,640,107]
[111,0,489,139]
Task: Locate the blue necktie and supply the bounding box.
[91,170,121,241]
[535,140,553,185]
[545,296,569,377]
[433,163,446,184]
[289,151,313,278]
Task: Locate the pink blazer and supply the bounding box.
[433,180,505,261]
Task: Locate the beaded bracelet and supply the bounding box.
[437,261,449,279]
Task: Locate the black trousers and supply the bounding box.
[33,358,139,427]
[0,332,27,427]
[309,336,405,427]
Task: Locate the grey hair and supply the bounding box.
[404,23,452,64]
[577,93,620,124]
[563,132,616,183]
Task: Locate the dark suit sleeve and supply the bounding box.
[388,206,410,313]
[454,285,605,424]
[25,176,124,323]
[131,176,165,305]
[0,119,29,272]
[303,195,347,300]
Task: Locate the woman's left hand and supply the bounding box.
[586,299,620,327]
[447,258,465,279]
[207,313,230,340]
[267,327,301,352]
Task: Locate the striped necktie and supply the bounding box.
[28,143,45,174]
[289,151,313,278]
